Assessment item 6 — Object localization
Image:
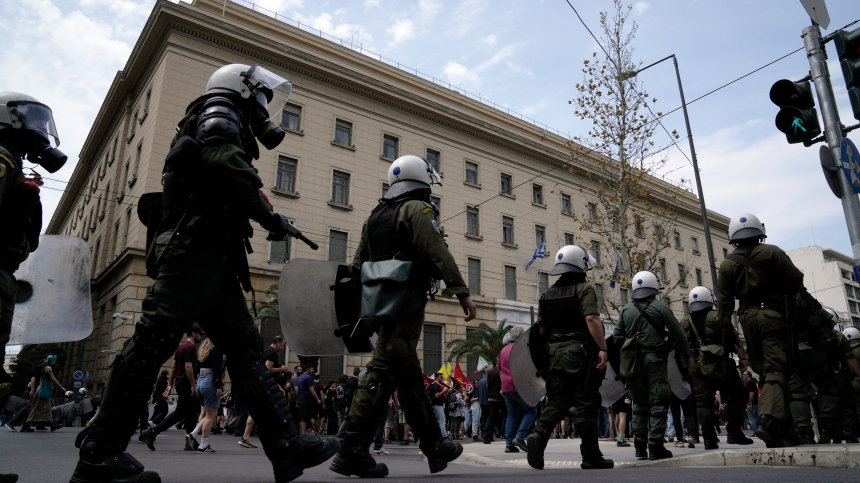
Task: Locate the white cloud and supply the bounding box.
[387,18,416,46]
[632,2,650,15]
[254,0,305,12]
[522,102,546,117]
[417,0,443,22]
[364,0,380,7]
[442,45,516,87]
[293,12,371,44]
[506,61,534,78]
[449,0,488,36]
[480,34,497,47]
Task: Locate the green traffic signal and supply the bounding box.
[770,79,822,144]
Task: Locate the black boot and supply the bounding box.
[525,422,552,470]
[702,427,719,450]
[329,431,388,478]
[421,437,464,474]
[821,422,842,444]
[781,421,800,447]
[726,424,753,445]
[844,432,860,444]
[0,475,18,483]
[70,424,161,483]
[648,441,673,460]
[580,444,614,469]
[633,437,648,460]
[754,415,784,448]
[799,427,816,445]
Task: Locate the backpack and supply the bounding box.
[619,301,652,378]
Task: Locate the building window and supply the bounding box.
[110,137,117,165]
[504,265,517,300]
[564,233,575,246]
[691,237,700,254]
[533,184,544,205]
[423,324,443,376]
[270,237,291,264]
[561,193,572,215]
[851,301,860,315]
[335,119,352,145]
[282,103,301,131]
[678,264,687,285]
[467,258,481,295]
[331,170,350,205]
[112,222,120,257]
[465,161,479,185]
[595,283,604,308]
[142,89,151,118]
[659,258,667,281]
[535,225,546,248]
[620,288,628,305]
[500,173,512,195]
[276,156,297,192]
[123,208,132,249]
[696,268,703,286]
[383,134,398,159]
[430,195,441,216]
[502,216,515,245]
[328,230,348,262]
[674,231,681,248]
[426,149,440,172]
[382,183,389,197]
[130,142,141,183]
[92,238,101,274]
[588,202,597,222]
[538,271,549,296]
[129,110,137,139]
[683,301,690,316]
[635,220,645,237]
[592,241,601,264]
[723,247,728,258]
[656,227,664,244]
[466,207,480,236]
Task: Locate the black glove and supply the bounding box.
[263,212,318,250]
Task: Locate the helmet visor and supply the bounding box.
[244,65,293,119]
[8,101,60,147]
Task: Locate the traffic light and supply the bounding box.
[770,79,822,144]
[834,26,860,120]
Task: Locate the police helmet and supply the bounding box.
[549,245,596,275]
[384,155,442,199]
[728,213,766,243]
[0,91,67,172]
[844,327,860,345]
[631,271,663,300]
[688,286,715,312]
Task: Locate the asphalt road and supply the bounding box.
[2,429,858,482]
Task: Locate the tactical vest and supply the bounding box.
[0,142,40,273]
[365,197,413,262]
[541,281,588,342]
[684,312,717,349]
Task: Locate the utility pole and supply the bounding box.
[802,25,860,265]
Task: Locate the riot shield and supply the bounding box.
[278,258,375,356]
[8,236,92,345]
[509,326,547,407]
[600,364,627,407]
[666,350,692,399]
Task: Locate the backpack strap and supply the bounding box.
[631,300,653,336]
[725,251,779,287]
[686,315,706,347]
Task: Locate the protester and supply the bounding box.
[188,337,224,453]
[150,371,170,426]
[314,373,326,434]
[429,373,449,439]
[466,379,480,440]
[482,366,506,444]
[298,366,321,434]
[24,355,65,432]
[326,381,340,435]
[448,383,467,440]
[613,393,631,446]
[498,327,536,453]
[477,368,489,442]
[744,372,758,432]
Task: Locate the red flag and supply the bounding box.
[453,363,473,390]
[423,374,450,390]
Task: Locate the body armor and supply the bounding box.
[541,280,588,343]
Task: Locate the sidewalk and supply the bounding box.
[442,434,860,469]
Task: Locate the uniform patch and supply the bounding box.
[422,207,433,214]
[0,163,5,178]
[431,219,439,231]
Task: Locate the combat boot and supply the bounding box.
[799,427,816,445]
[781,422,800,447]
[580,444,614,469]
[821,422,842,444]
[525,422,553,470]
[329,431,388,478]
[844,432,860,444]
[261,431,339,483]
[702,427,719,450]
[725,424,753,445]
[648,441,673,460]
[754,415,785,448]
[421,438,464,474]
[69,424,161,483]
[633,437,648,460]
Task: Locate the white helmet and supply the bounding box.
[0,91,67,173]
[384,155,442,199]
[549,245,596,275]
[688,286,715,312]
[728,213,766,243]
[79,388,88,396]
[206,64,292,107]
[65,391,73,397]
[844,327,860,344]
[632,271,663,300]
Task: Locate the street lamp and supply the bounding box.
[621,54,720,291]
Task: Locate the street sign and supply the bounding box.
[841,138,860,194]
[73,381,83,389]
[853,265,860,281]
[821,145,842,198]
[73,371,83,380]
[800,0,830,29]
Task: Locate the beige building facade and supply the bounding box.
[47,0,732,390]
[786,245,860,329]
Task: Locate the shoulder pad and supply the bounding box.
[196,96,243,147]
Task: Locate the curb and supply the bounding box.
[624,446,860,469]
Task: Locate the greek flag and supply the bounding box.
[525,241,546,270]
[609,261,620,288]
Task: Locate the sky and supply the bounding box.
[1,0,858,257]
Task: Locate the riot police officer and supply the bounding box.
[679,286,753,449]
[524,245,614,470]
[716,213,804,448]
[0,91,66,483]
[69,64,338,483]
[613,271,691,460]
[840,327,860,442]
[329,154,477,478]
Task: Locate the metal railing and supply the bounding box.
[225,0,573,141]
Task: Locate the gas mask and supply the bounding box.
[28,131,67,173]
[1,99,67,173]
[241,66,291,151]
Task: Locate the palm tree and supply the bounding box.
[256,283,280,320]
[446,319,513,367]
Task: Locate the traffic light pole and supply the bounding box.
[803,24,860,265]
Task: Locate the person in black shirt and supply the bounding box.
[743,372,759,432]
[482,367,506,444]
